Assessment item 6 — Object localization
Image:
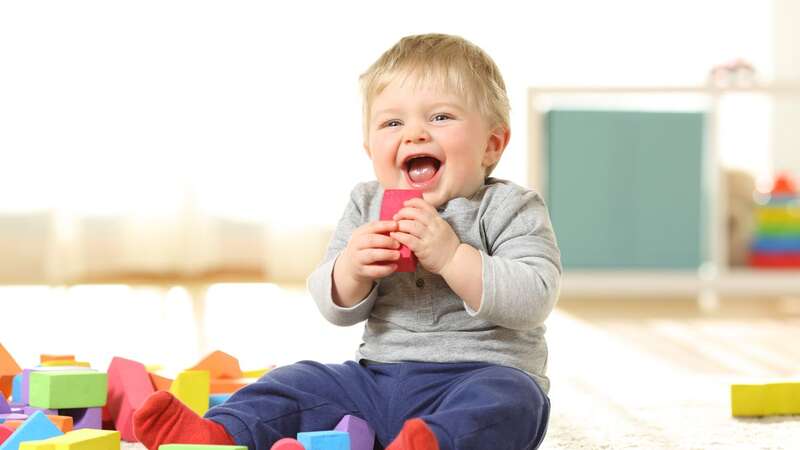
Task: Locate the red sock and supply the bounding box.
[133,391,235,450]
[386,418,440,450]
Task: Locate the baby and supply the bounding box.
[133,33,561,450]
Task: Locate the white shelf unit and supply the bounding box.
[527,83,800,300]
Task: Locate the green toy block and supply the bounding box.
[28,371,107,409]
[158,445,247,450]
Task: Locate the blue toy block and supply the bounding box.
[0,410,63,450]
[297,431,349,450]
[11,375,22,404]
[209,394,232,408]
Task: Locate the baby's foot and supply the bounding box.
[386,418,440,450]
[133,390,235,450]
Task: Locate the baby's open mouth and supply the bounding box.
[405,156,441,184]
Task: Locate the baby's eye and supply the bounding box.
[381,119,402,128]
[432,113,453,122]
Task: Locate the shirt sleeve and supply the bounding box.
[306,185,379,327]
[467,187,562,330]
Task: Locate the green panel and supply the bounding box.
[28,370,107,409]
[547,110,705,269]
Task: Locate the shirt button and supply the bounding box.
[416,279,425,289]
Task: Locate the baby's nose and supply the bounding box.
[404,127,431,144]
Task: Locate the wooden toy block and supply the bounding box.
[210,379,247,395]
[105,357,154,442]
[334,415,374,450]
[158,445,247,450]
[297,431,350,450]
[270,438,305,450]
[209,394,231,408]
[148,372,173,391]
[169,371,210,416]
[1,415,71,434]
[39,356,74,364]
[0,425,12,445]
[380,189,424,272]
[190,351,242,379]
[19,370,32,406]
[28,371,107,409]
[18,428,119,450]
[0,344,22,399]
[731,382,800,416]
[0,411,63,450]
[58,408,100,430]
[11,375,21,405]
[241,367,272,379]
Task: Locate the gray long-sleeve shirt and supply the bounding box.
[306,178,561,392]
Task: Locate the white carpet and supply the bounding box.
[120,296,800,449]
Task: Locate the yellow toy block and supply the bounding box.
[40,355,75,363]
[169,370,210,416]
[39,361,91,368]
[731,382,800,416]
[241,368,272,379]
[18,429,120,450]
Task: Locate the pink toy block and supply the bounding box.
[334,415,375,450]
[271,438,305,449]
[104,357,154,441]
[0,424,12,444]
[380,189,424,272]
[60,407,101,429]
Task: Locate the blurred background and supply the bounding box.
[1,0,798,388]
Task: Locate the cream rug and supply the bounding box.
[121,297,800,450]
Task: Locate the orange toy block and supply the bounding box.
[40,355,75,363]
[105,357,155,442]
[190,351,243,379]
[0,343,22,397]
[149,372,173,391]
[210,378,248,394]
[3,415,73,433]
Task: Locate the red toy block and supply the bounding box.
[104,357,155,442]
[772,173,797,196]
[380,189,424,272]
[0,424,13,444]
[271,437,305,449]
[149,372,173,391]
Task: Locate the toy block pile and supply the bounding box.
[0,344,272,449]
[749,173,800,268]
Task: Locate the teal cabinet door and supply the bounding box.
[546,110,705,269]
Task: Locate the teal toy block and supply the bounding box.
[158,445,248,450]
[28,371,107,409]
[0,410,63,450]
[297,431,349,450]
[209,394,231,408]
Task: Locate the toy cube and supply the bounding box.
[28,371,107,409]
[297,430,349,450]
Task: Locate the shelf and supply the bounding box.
[561,269,800,298]
[527,83,800,95]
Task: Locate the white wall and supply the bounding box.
[773,0,800,180]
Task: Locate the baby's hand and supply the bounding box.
[390,198,460,274]
[340,220,401,284]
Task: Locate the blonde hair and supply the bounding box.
[359,33,510,175]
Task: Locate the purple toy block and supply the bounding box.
[22,406,57,416]
[334,415,375,450]
[0,394,9,414]
[19,369,32,406]
[60,407,102,429]
[0,412,28,423]
[9,403,24,414]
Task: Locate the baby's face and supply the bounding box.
[364,76,505,208]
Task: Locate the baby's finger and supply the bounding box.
[356,233,400,250]
[403,197,437,213]
[390,231,420,251]
[363,220,399,235]
[356,248,400,265]
[360,263,397,279]
[396,219,426,238]
[392,206,431,225]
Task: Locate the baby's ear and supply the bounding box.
[482,126,510,168]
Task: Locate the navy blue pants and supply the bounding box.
[205,360,549,450]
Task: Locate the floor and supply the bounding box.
[4,284,799,449]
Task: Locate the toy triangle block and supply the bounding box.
[334,415,375,450]
[105,357,154,442]
[380,189,424,272]
[0,425,12,445]
[0,345,22,399]
[0,411,63,450]
[18,428,120,450]
[772,174,797,196]
[190,351,242,380]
